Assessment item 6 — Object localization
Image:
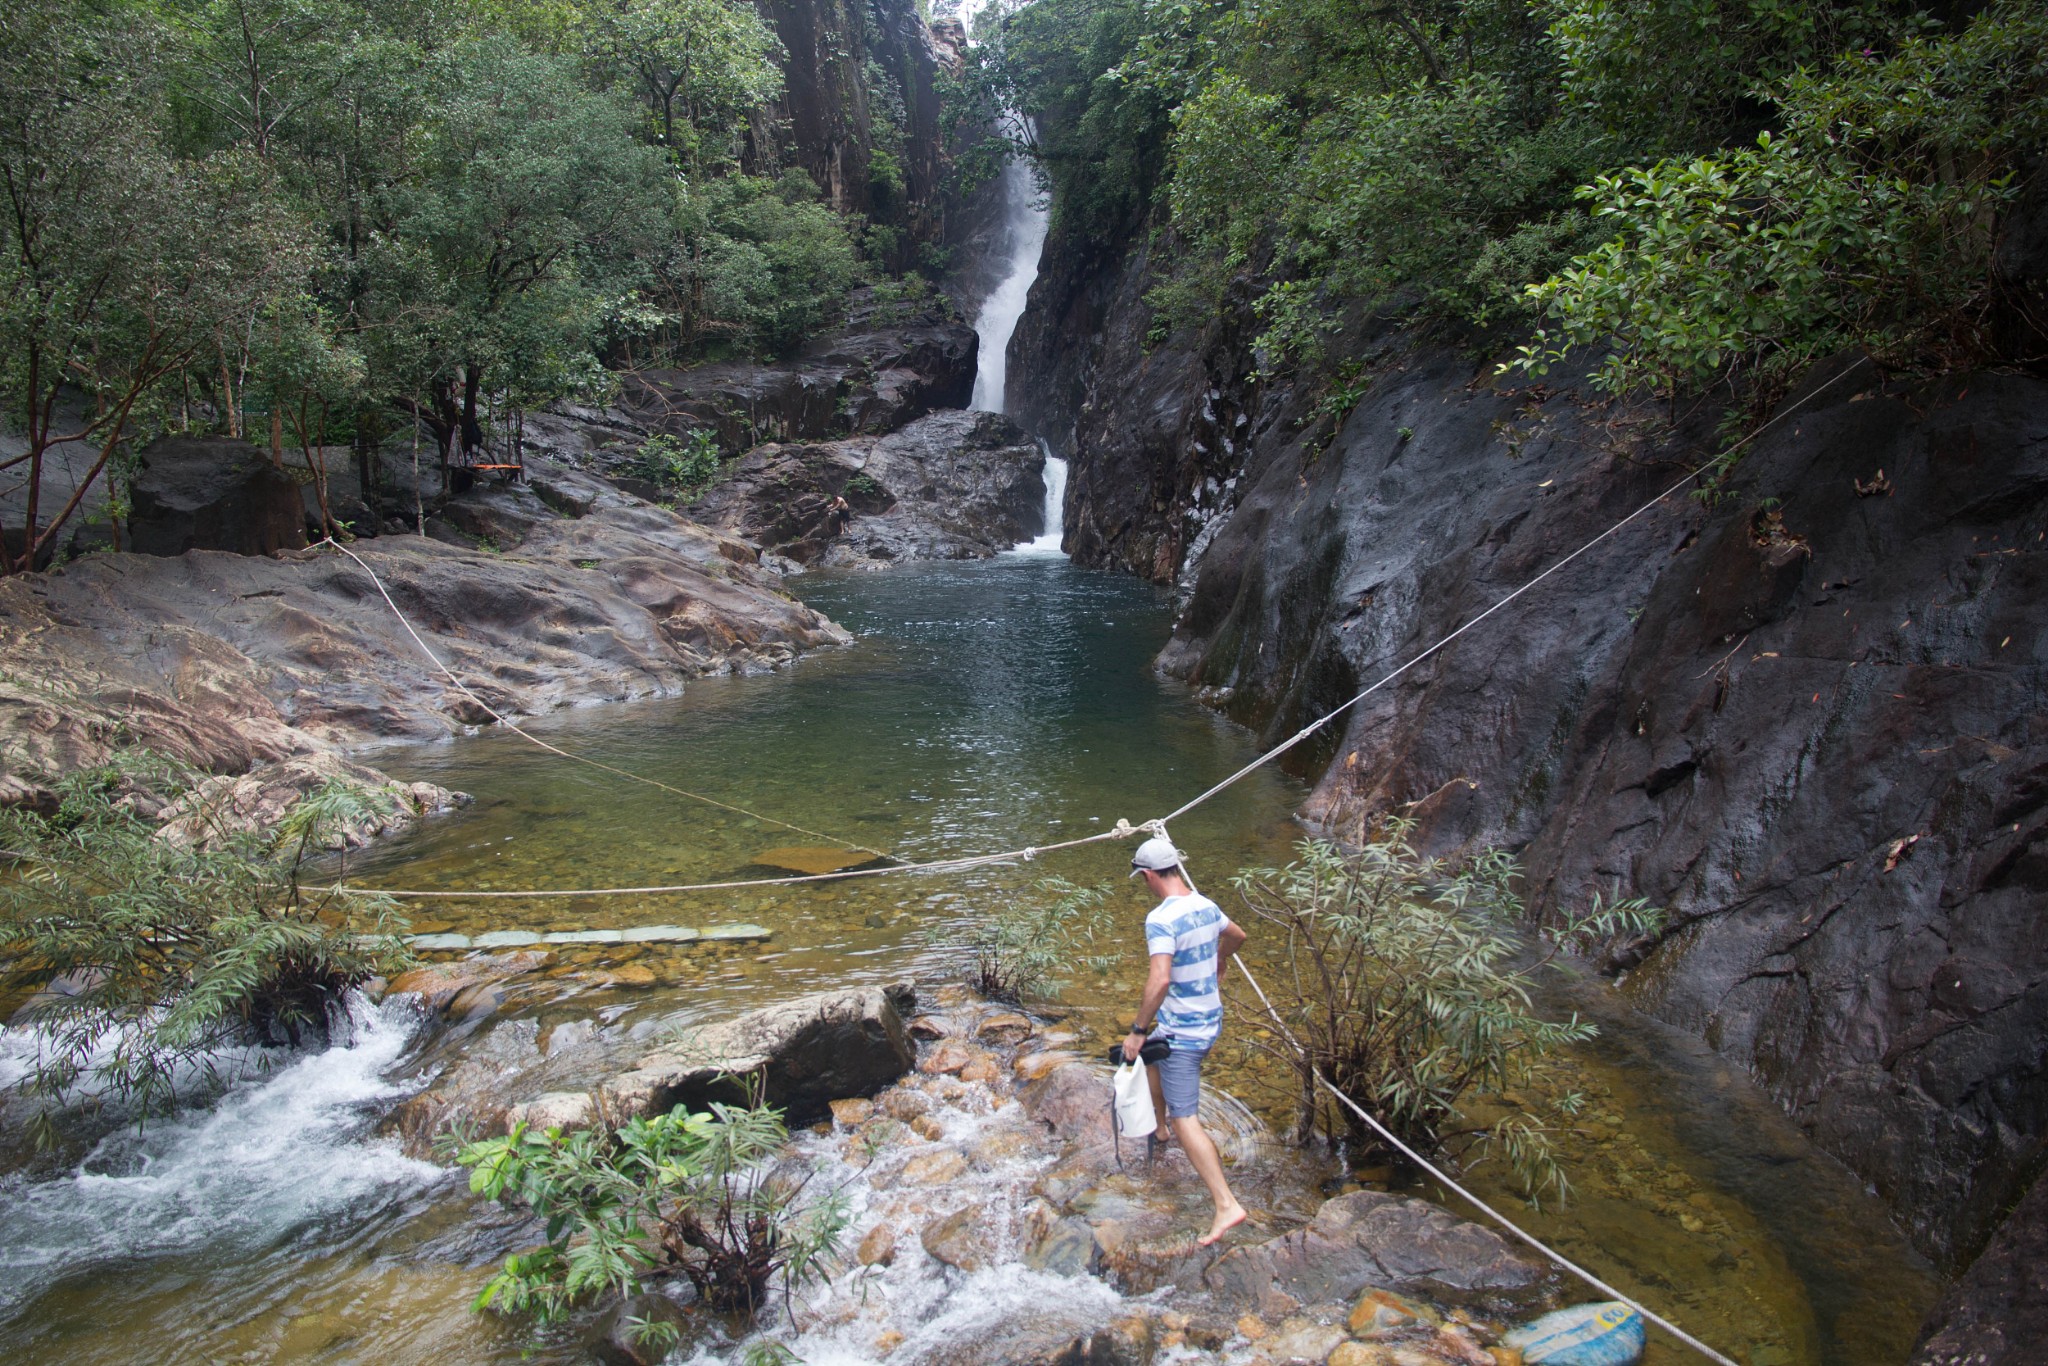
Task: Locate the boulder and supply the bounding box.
[1204,1191,1557,1318]
[688,410,1044,567]
[1020,1059,1117,1147]
[920,1205,993,1272]
[127,436,308,558]
[616,302,975,454]
[386,951,550,1015]
[599,983,917,1127]
[591,1291,693,1366]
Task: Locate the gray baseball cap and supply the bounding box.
[1129,836,1183,876]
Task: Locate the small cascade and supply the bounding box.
[0,994,435,1319]
[1014,439,1069,556]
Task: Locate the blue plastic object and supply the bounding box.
[1503,1302,1647,1366]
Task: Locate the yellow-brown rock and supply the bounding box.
[857,1223,897,1266]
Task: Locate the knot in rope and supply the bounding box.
[1110,818,1137,839]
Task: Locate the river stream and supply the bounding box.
[0,555,1937,1364]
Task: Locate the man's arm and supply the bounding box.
[1215,918,1246,981]
[1123,953,1174,1061]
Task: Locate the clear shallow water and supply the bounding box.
[0,555,1938,1363]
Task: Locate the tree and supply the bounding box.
[345,37,673,463]
[0,2,314,570]
[584,0,784,173]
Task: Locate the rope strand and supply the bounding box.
[1162,828,1740,1366]
[315,537,887,858]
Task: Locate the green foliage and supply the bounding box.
[978,0,1172,246]
[1543,0,1913,152]
[0,755,411,1145]
[0,0,317,566]
[455,1097,848,1324]
[679,173,866,357]
[1230,827,1664,1205]
[1512,1,2043,404]
[583,0,784,172]
[632,428,722,492]
[967,877,1117,1003]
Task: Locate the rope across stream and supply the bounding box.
[320,367,1862,1361]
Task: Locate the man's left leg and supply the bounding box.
[1158,1044,1247,1245]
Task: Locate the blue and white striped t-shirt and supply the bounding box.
[1145,893,1228,1051]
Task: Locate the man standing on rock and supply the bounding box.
[1123,835,1250,1246]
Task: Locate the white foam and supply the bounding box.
[1010,443,1070,557]
[0,994,439,1317]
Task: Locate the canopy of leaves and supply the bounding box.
[1515,1,2047,406]
[986,0,2041,416]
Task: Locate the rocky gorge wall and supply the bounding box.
[1008,229,2048,1308]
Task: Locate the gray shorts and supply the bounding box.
[1155,1037,1212,1119]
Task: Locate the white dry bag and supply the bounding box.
[1112,1059,1158,1139]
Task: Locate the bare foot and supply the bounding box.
[1198,1202,1248,1247]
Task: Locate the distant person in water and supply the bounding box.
[1123,835,1250,1246]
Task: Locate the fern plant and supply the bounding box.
[455,1097,848,1331]
[1230,825,1663,1206]
[0,754,411,1145]
[966,877,1118,1004]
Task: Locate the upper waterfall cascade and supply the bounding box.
[969,152,1049,416]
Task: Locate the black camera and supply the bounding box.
[1106,1038,1172,1066]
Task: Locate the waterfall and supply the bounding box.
[966,131,1063,554]
[969,149,1049,415]
[1014,439,1069,557]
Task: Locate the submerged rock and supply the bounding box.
[1204,1191,1557,1319]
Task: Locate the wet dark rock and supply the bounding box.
[1909,1169,2048,1366]
[1203,1191,1556,1319]
[386,952,551,1017]
[1159,355,2048,1269]
[1039,1315,1157,1366]
[1020,220,2048,1279]
[601,983,917,1127]
[616,303,975,456]
[688,410,1044,566]
[127,436,309,559]
[591,1290,693,1366]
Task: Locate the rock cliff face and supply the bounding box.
[1010,233,2048,1277]
[612,294,976,456]
[749,0,952,265]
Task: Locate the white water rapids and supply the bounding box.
[0,995,437,1320]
